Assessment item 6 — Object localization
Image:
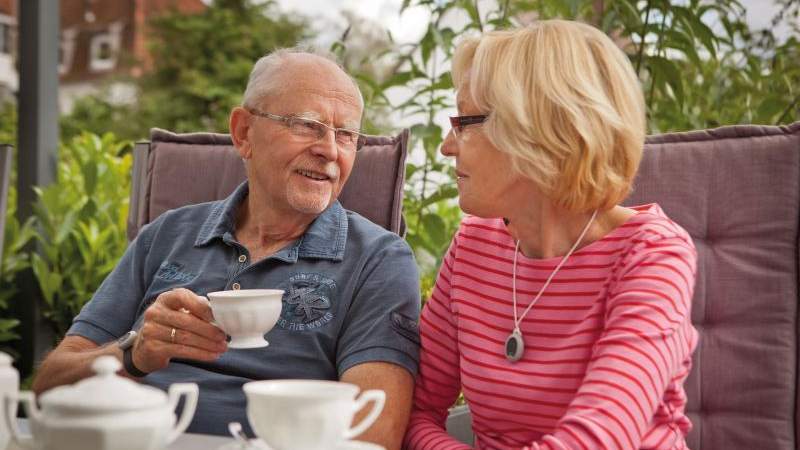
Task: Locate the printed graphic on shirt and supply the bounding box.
[276,273,336,331]
[155,261,197,284]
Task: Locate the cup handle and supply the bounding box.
[4,391,36,449]
[165,383,199,444]
[203,296,223,329]
[343,389,386,440]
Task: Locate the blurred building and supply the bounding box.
[0,0,205,111]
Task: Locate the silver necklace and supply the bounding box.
[505,210,598,362]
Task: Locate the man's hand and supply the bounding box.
[132,288,228,374]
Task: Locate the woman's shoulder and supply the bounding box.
[624,203,694,243]
[618,204,697,267]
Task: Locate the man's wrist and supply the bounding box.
[123,347,149,377]
[117,330,149,377]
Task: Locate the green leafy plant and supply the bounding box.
[385,1,519,287]
[0,102,32,353]
[596,0,800,131]
[29,133,132,337]
[0,188,34,352]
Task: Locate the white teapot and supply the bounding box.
[2,355,198,450]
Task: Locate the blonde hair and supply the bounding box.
[452,20,645,212]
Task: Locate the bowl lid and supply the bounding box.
[39,355,167,412]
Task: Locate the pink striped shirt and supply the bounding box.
[404,204,698,450]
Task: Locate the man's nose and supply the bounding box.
[310,128,339,160]
[440,129,458,157]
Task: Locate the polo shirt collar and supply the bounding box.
[194,181,347,261]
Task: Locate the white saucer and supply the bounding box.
[217,438,385,450]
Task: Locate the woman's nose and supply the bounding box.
[440,129,458,157]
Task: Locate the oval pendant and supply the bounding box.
[504,329,524,362]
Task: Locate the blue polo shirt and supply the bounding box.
[67,182,421,436]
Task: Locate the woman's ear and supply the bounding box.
[229,107,252,160]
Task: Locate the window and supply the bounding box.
[0,22,11,55]
[89,22,123,72]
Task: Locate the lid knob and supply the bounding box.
[92,355,122,376]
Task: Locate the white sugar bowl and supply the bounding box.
[2,355,198,450]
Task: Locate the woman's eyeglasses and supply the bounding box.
[449,115,488,137]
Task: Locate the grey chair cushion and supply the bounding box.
[623,122,800,450]
[127,128,409,240]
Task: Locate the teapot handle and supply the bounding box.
[3,391,37,449]
[164,383,199,444]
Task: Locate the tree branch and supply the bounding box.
[776,94,800,125]
[635,0,653,77]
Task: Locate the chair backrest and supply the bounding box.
[0,144,11,272]
[623,121,800,450]
[127,128,409,241]
[444,121,800,450]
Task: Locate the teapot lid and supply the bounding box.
[39,356,167,412]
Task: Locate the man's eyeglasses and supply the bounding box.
[248,109,366,151]
[449,115,488,137]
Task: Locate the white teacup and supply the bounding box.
[207,289,284,349]
[242,380,385,450]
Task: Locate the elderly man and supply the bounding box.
[31,48,420,450]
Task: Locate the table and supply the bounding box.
[11,419,236,450]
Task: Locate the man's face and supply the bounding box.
[237,58,363,217]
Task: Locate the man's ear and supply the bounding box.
[230,107,252,160]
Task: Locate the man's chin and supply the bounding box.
[287,196,333,216]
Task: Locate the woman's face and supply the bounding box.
[441,75,527,218]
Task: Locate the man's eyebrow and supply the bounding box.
[294,111,323,121]
[295,110,361,131]
[341,120,361,131]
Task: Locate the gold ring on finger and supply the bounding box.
[170,327,177,344]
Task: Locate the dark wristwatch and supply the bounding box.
[117,330,148,377]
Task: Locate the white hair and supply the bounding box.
[241,46,364,110]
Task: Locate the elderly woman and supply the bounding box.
[404,20,697,450]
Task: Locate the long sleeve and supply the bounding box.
[527,230,698,450]
[405,237,472,450]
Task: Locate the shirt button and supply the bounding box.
[232,283,241,290]
[238,255,247,263]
